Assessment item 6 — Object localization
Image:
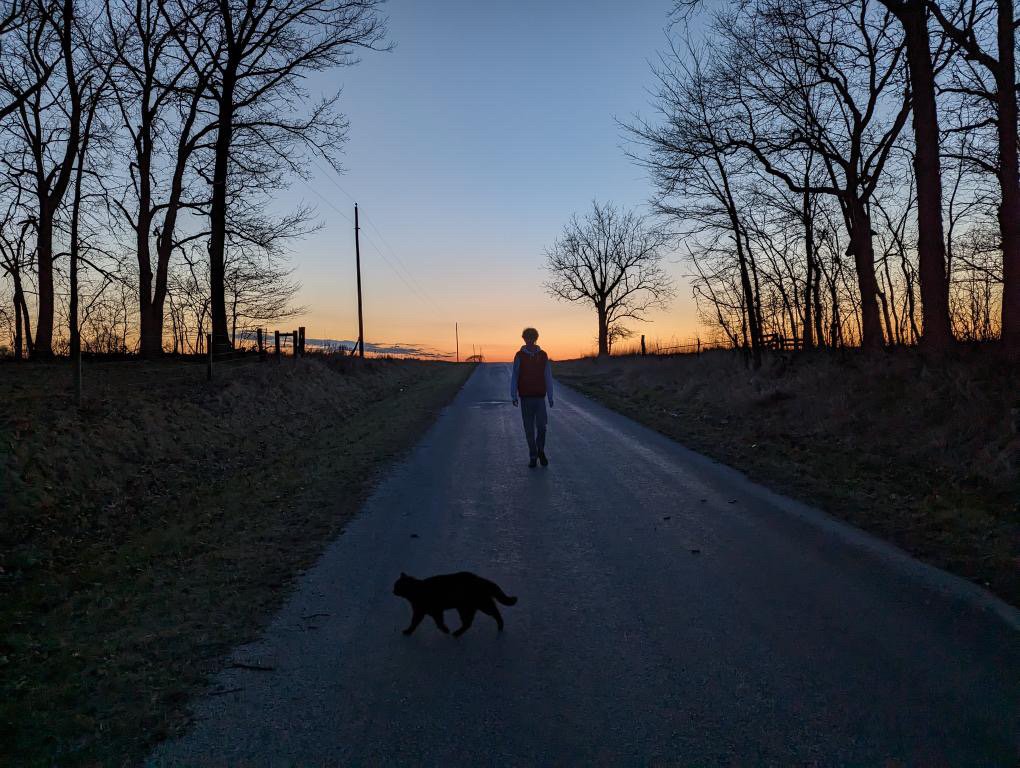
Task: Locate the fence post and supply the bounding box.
[696,338,701,356]
[298,326,305,356]
[274,330,281,361]
[206,332,213,381]
[292,330,298,361]
[257,328,264,359]
[641,335,646,356]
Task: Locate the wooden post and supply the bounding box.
[696,338,701,356]
[298,326,305,356]
[292,330,298,361]
[274,330,281,360]
[206,333,213,380]
[640,334,646,356]
[455,322,459,363]
[257,328,264,356]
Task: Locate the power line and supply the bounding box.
[299,180,439,315]
[305,157,444,316]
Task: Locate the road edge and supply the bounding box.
[561,382,1020,633]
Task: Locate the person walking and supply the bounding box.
[510,327,554,468]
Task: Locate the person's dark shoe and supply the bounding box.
[538,451,549,466]
[528,456,538,468]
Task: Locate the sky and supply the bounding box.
[285,0,701,362]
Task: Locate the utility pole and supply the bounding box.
[354,203,364,358]
[455,322,459,362]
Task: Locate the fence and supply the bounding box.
[626,335,731,357]
[762,333,804,352]
[627,333,802,358]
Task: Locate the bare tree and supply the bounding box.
[926,0,1020,352]
[0,185,34,357]
[105,0,219,355]
[0,0,59,122]
[223,204,309,343]
[190,0,387,351]
[720,0,911,350]
[877,0,953,349]
[545,201,675,356]
[628,42,773,366]
[4,0,86,356]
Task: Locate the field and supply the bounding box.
[0,355,473,767]
[555,347,1019,608]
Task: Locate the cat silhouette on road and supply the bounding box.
[393,571,518,637]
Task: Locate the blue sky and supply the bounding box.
[285,0,700,360]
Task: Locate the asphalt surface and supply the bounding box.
[151,363,1019,766]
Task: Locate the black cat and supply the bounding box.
[393,571,518,637]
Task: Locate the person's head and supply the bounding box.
[521,327,539,345]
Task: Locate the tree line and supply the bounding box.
[0,0,386,359]
[545,0,1018,361]
[628,0,1018,362]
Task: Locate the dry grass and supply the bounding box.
[556,346,1019,606]
[0,355,473,767]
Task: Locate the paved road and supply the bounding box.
[151,363,1019,766]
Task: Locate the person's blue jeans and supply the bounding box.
[520,397,548,457]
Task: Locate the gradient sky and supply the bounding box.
[286,0,701,361]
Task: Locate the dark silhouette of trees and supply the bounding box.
[0,186,34,357]
[0,0,386,358]
[0,0,59,122]
[722,0,911,351]
[545,201,675,356]
[926,0,1019,352]
[628,44,767,366]
[7,0,85,357]
[878,0,952,350]
[192,0,387,351]
[646,0,1016,354]
[104,0,218,356]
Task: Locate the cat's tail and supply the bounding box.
[492,586,518,606]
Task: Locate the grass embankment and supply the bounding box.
[0,355,473,767]
[556,348,1019,607]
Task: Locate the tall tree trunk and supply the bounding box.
[813,266,825,346]
[70,165,82,364]
[596,303,609,356]
[847,198,885,350]
[897,0,952,350]
[13,283,23,359]
[136,104,160,356]
[802,187,815,349]
[995,0,1020,352]
[208,73,235,353]
[878,286,895,346]
[30,0,81,358]
[34,213,55,356]
[718,159,762,367]
[17,280,32,355]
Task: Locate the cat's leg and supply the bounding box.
[430,611,451,634]
[479,598,504,631]
[453,607,476,637]
[403,609,425,635]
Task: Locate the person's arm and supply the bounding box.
[545,357,554,406]
[510,355,520,405]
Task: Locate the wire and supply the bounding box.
[299,179,445,321]
[303,158,446,318]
